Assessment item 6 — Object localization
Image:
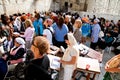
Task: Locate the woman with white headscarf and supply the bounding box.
[59,32,79,80]
[0,37,26,80]
[3,37,26,64]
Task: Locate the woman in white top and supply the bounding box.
[60,32,79,80]
[20,19,35,49]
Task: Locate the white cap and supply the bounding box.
[15,37,25,45]
[94,18,100,23]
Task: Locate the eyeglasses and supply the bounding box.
[32,40,38,48]
[32,41,40,52]
[32,41,42,55]
[32,44,37,48]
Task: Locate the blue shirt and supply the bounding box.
[33,19,43,36]
[91,24,101,43]
[81,23,92,37]
[52,23,68,42]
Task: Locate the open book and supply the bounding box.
[77,44,89,55]
[47,55,61,70]
[49,46,60,55]
[77,43,103,62]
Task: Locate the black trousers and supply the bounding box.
[54,40,67,49]
[90,42,98,50]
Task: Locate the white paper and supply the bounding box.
[77,44,89,55]
[13,32,20,35]
[48,55,61,69]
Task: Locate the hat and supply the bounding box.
[94,18,100,23]
[82,17,89,23]
[15,37,25,45]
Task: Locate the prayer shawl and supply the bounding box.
[10,45,25,64]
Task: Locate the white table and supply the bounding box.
[73,57,101,80]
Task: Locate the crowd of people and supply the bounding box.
[0,11,120,53]
[0,11,120,80]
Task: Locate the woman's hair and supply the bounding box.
[1,14,9,25]
[64,33,77,46]
[64,34,68,40]
[35,13,40,20]
[71,17,75,25]
[113,27,119,32]
[25,19,33,28]
[57,17,64,29]
[33,36,50,55]
[21,15,27,22]
[74,19,82,28]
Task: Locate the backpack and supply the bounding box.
[47,28,56,45]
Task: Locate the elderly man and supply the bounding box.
[90,18,101,50]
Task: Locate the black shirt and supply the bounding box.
[24,55,52,80]
[7,47,25,60]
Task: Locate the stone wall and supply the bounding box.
[60,0,120,15]
[0,0,55,15]
[72,11,120,23]
[0,0,120,17]
[60,0,86,11]
[87,0,120,15]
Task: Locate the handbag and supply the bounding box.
[99,30,104,38]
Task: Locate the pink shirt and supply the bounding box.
[21,27,35,41]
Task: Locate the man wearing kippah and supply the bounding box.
[90,18,101,50]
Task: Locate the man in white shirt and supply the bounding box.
[43,19,53,45]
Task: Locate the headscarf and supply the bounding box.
[94,18,100,23]
[67,32,77,46]
[15,37,25,45]
[62,33,79,68]
[10,37,25,55]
